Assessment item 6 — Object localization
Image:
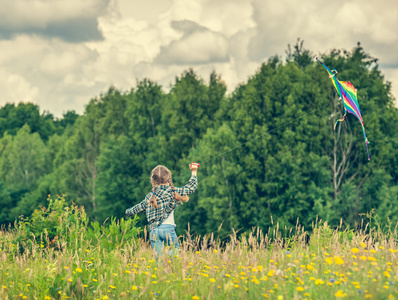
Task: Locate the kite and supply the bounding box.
[316,58,370,160]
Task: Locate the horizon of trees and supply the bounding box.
[0,41,397,237]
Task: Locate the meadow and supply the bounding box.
[1,197,398,299]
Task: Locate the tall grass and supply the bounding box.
[1,200,398,299]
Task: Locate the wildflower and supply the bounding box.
[296,287,304,292]
[315,279,324,285]
[389,249,397,253]
[365,294,372,298]
[132,286,138,291]
[384,272,391,278]
[210,278,216,283]
[109,285,116,289]
[368,257,376,262]
[351,248,359,254]
[152,281,157,284]
[44,297,51,300]
[335,290,347,297]
[225,274,231,277]
[285,251,290,254]
[360,256,367,261]
[213,249,218,253]
[76,268,83,273]
[277,296,283,300]
[361,242,367,248]
[380,246,385,250]
[389,295,394,299]
[234,284,239,288]
[334,256,344,265]
[325,258,333,264]
[330,278,336,283]
[2,286,7,289]
[85,249,90,252]
[192,297,200,300]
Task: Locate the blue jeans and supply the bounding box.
[150,224,179,259]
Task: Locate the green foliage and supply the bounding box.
[86,215,140,251]
[0,41,397,240]
[13,195,88,252]
[7,195,140,254]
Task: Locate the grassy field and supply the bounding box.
[1,211,398,299]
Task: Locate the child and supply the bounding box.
[125,162,199,258]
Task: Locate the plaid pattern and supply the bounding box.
[126,175,198,232]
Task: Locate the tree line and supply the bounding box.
[0,42,397,237]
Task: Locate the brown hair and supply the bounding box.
[150,165,189,209]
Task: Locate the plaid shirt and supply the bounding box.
[126,175,197,232]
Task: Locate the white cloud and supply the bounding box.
[0,69,39,103]
[0,0,109,28]
[0,0,397,116]
[156,20,230,65]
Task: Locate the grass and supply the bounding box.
[1,218,398,299]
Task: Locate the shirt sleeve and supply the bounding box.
[174,175,198,196]
[125,195,149,216]
[164,196,180,214]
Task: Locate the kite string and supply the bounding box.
[201,99,339,164]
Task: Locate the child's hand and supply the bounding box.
[189,162,200,171]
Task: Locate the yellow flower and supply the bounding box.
[225,274,230,277]
[210,278,216,283]
[252,279,260,284]
[368,257,376,262]
[213,249,218,253]
[384,271,391,278]
[325,257,333,264]
[151,274,156,278]
[234,284,239,288]
[370,249,376,254]
[351,248,359,253]
[68,279,72,282]
[380,246,385,250]
[361,242,367,248]
[296,286,304,292]
[76,268,83,273]
[360,256,367,261]
[109,285,116,289]
[335,290,347,297]
[334,256,344,265]
[315,279,324,285]
[192,297,200,300]
[152,281,157,284]
[44,297,51,300]
[132,286,138,291]
[389,249,397,253]
[93,279,98,282]
[365,294,372,298]
[2,286,6,289]
[389,295,394,299]
[267,270,274,276]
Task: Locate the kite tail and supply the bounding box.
[365,139,370,161]
[362,125,370,160]
[334,111,347,130]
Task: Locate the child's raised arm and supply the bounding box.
[125,196,149,216]
[174,162,199,196]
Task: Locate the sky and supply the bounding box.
[0,0,397,116]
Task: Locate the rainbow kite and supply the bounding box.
[316,58,370,160]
